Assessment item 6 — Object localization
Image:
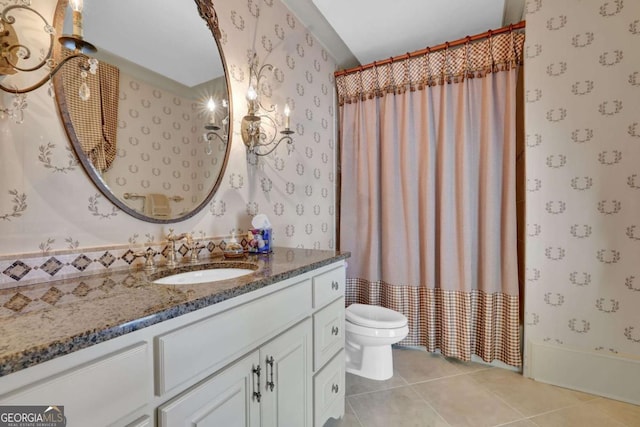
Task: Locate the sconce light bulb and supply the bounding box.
[284,103,291,129]
[247,85,258,101]
[207,97,215,112]
[70,0,84,38]
[70,0,84,12]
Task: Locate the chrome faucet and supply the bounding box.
[166,230,192,268]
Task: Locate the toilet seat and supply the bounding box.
[346,320,408,338]
[346,304,407,329]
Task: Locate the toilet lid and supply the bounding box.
[346,304,407,329]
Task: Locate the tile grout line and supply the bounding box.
[344,371,411,398]
[454,369,629,427]
[463,371,529,422]
[345,398,365,427]
[345,381,409,398]
[512,400,629,427]
[405,381,452,426]
[410,368,532,427]
[399,366,494,387]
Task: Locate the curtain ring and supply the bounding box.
[462,37,469,80]
[465,36,473,78]
[442,42,450,84]
[487,29,495,73]
[403,54,411,91]
[373,61,382,98]
[425,47,432,86]
[358,67,365,101]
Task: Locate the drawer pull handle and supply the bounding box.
[331,326,339,336]
[252,365,262,402]
[331,383,339,394]
[331,281,339,290]
[266,356,275,392]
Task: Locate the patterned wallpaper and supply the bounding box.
[105,72,224,217]
[524,0,640,360]
[0,0,337,285]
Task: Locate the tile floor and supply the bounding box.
[326,347,640,427]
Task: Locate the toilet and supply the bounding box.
[345,303,409,381]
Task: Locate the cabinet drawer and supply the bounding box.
[313,298,345,371]
[156,279,312,395]
[0,343,151,427]
[313,350,345,427]
[312,266,345,309]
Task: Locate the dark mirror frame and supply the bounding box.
[51,0,233,223]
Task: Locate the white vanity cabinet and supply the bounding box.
[158,319,312,427]
[0,259,346,427]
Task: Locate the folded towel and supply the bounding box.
[145,193,171,217]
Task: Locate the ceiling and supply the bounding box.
[77,0,225,88]
[72,0,524,86]
[281,0,525,69]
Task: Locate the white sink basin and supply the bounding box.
[153,268,255,285]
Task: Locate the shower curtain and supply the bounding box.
[337,31,524,366]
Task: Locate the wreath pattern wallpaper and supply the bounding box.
[0,0,338,288]
[524,0,640,360]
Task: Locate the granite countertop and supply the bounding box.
[0,248,349,377]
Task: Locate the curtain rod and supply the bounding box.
[334,20,526,78]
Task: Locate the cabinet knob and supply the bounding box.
[331,326,339,336]
[331,280,339,290]
[331,383,339,394]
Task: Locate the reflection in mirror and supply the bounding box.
[53,0,231,223]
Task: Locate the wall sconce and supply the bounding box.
[203,96,228,155]
[0,0,97,123]
[241,54,294,156]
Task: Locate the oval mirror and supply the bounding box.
[52,0,232,223]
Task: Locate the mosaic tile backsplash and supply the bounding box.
[0,235,245,290]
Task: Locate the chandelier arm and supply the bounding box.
[205,131,226,144]
[253,134,293,156]
[1,4,55,72]
[0,53,88,94]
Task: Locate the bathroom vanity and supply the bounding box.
[0,248,348,426]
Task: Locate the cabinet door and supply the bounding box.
[158,351,260,427]
[260,318,312,427]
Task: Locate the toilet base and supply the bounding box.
[345,341,394,381]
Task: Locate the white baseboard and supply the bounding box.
[526,341,640,405]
